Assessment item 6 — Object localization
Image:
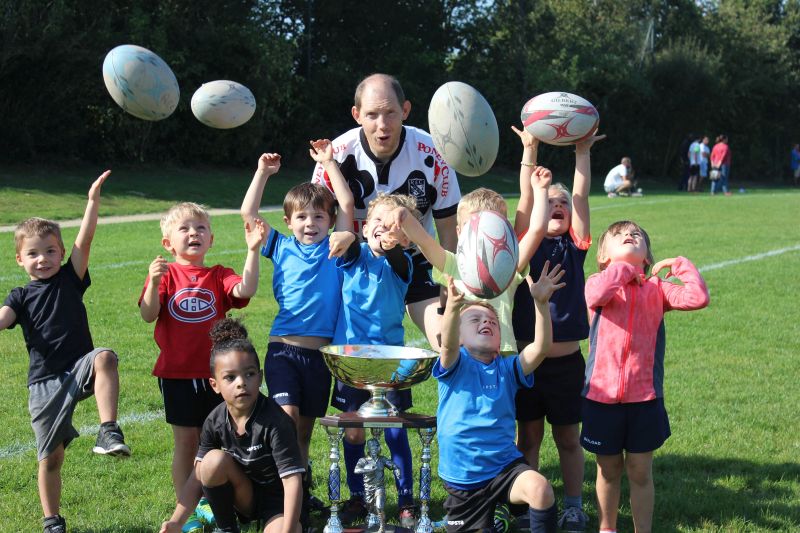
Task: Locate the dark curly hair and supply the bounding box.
[209,317,260,375]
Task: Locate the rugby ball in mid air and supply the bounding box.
[456,210,519,300]
[428,81,498,177]
[191,80,256,129]
[520,92,599,146]
[102,44,179,121]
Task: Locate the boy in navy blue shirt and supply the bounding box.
[1,171,130,533]
[435,262,564,533]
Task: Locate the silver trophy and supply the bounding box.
[320,344,438,417]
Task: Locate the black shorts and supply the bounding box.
[264,342,332,418]
[405,253,440,305]
[237,482,284,524]
[689,164,700,175]
[330,379,412,412]
[580,397,671,455]
[443,458,531,532]
[515,351,585,424]
[158,377,223,427]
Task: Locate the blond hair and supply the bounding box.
[160,202,211,237]
[457,188,507,227]
[366,193,420,221]
[548,182,573,211]
[596,220,654,273]
[460,300,498,319]
[14,217,64,253]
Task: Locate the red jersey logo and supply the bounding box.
[168,288,217,323]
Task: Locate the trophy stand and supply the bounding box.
[320,412,437,533]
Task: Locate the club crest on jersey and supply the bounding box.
[168,288,217,323]
[409,177,426,199]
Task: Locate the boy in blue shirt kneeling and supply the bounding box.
[434,263,565,533]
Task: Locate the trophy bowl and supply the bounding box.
[320,344,439,417]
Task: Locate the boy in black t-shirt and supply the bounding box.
[0,170,129,533]
[160,318,304,533]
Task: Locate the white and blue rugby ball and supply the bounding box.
[191,80,256,129]
[102,44,179,121]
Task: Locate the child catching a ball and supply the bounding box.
[139,201,266,532]
[160,318,305,533]
[582,220,709,533]
[511,126,605,532]
[434,262,565,533]
[239,140,355,522]
[1,171,130,533]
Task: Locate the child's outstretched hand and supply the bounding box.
[530,260,566,303]
[149,255,168,284]
[575,133,607,154]
[329,230,356,258]
[511,125,539,150]
[88,170,111,201]
[257,153,281,175]
[444,275,465,311]
[309,139,334,162]
[650,257,677,279]
[380,227,409,250]
[244,218,267,251]
[531,165,552,190]
[383,207,410,234]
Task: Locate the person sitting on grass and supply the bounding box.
[582,220,709,533]
[434,264,565,533]
[603,157,639,197]
[160,318,305,533]
[0,170,131,533]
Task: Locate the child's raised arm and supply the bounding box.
[511,125,539,236]
[517,165,551,272]
[71,170,110,280]
[231,219,267,299]
[651,256,710,311]
[385,207,446,271]
[571,134,605,243]
[439,277,465,369]
[520,261,565,375]
[309,139,354,231]
[240,153,281,233]
[0,306,16,330]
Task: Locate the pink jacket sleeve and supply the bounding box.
[659,256,710,311]
[585,262,643,309]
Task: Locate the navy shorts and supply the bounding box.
[515,351,585,425]
[264,342,332,418]
[580,397,671,455]
[159,377,222,427]
[443,458,531,532]
[405,253,439,305]
[330,380,412,412]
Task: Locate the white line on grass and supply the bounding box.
[698,244,800,272]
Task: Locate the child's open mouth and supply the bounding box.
[551,212,565,220]
[478,327,494,336]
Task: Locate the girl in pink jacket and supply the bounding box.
[581,220,709,533]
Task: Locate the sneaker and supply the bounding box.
[43,514,66,533]
[557,506,587,533]
[196,497,216,526]
[493,502,512,533]
[182,512,204,533]
[398,504,418,529]
[607,192,618,198]
[92,422,131,456]
[631,191,643,197]
[338,497,368,526]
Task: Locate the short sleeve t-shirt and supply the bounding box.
[197,394,305,489]
[4,258,94,385]
[433,347,532,486]
[333,242,412,346]
[261,229,342,338]
[311,126,460,239]
[139,263,249,379]
[432,250,527,354]
[604,163,628,190]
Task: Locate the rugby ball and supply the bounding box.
[102,44,179,121]
[456,211,519,300]
[428,81,498,177]
[191,80,256,129]
[520,92,599,146]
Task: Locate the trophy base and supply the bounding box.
[357,393,399,418]
[345,525,413,533]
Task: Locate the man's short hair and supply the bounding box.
[283,183,337,220]
[160,202,211,237]
[457,188,508,227]
[14,217,64,253]
[354,73,406,109]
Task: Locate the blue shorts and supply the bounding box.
[580,398,671,455]
[330,380,412,413]
[264,342,332,418]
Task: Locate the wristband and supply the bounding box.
[520,161,536,167]
[436,307,445,315]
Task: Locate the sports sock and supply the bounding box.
[563,494,582,509]
[202,482,240,533]
[383,427,414,507]
[342,439,365,498]
[528,503,557,533]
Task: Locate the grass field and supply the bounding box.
[1,167,799,532]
